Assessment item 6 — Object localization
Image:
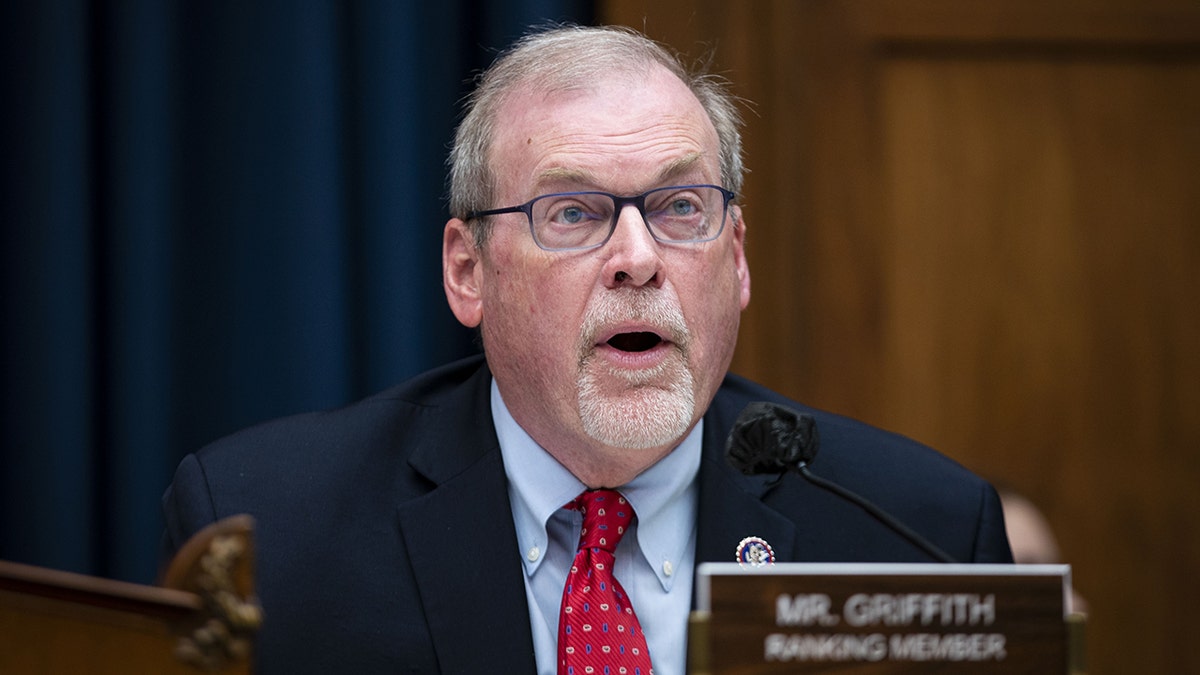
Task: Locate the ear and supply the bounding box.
[731,205,751,310]
[443,218,484,328]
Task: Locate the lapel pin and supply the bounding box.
[735,536,775,567]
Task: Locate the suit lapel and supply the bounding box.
[394,364,801,669]
[695,393,798,566]
[695,454,797,565]
[396,362,537,673]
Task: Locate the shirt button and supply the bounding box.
[663,560,674,577]
[527,546,541,562]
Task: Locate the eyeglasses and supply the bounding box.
[465,184,736,252]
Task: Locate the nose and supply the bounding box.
[601,204,663,288]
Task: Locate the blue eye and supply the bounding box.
[560,206,586,224]
[669,198,698,216]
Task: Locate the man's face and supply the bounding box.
[444,64,750,485]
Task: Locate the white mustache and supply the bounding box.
[579,288,691,351]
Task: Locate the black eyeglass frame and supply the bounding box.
[464,184,737,252]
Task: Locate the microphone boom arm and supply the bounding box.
[793,461,957,564]
[726,401,959,564]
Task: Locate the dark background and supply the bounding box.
[2,0,592,585]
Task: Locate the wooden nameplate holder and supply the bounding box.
[690,562,1086,674]
[0,515,261,674]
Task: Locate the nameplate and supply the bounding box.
[695,563,1070,674]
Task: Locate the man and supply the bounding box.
[162,25,1012,675]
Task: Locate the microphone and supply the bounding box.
[726,401,957,564]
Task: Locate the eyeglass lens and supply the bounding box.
[530,185,727,250]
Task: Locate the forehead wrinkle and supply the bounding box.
[531,151,712,196]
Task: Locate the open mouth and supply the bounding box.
[606,331,665,353]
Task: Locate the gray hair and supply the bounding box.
[448,24,746,248]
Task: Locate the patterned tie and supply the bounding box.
[558,489,653,675]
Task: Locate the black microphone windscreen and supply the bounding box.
[726,402,820,476]
[725,401,956,562]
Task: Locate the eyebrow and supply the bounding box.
[532,152,710,193]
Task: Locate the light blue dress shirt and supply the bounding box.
[492,380,701,675]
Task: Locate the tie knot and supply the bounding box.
[570,489,633,553]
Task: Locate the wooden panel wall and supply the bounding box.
[600,2,1200,674]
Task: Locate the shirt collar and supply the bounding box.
[492,379,701,591]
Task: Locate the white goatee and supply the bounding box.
[576,288,695,449]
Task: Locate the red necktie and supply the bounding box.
[558,489,653,675]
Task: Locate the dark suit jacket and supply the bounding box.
[161,355,1011,674]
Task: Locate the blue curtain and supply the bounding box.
[1,0,593,585]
